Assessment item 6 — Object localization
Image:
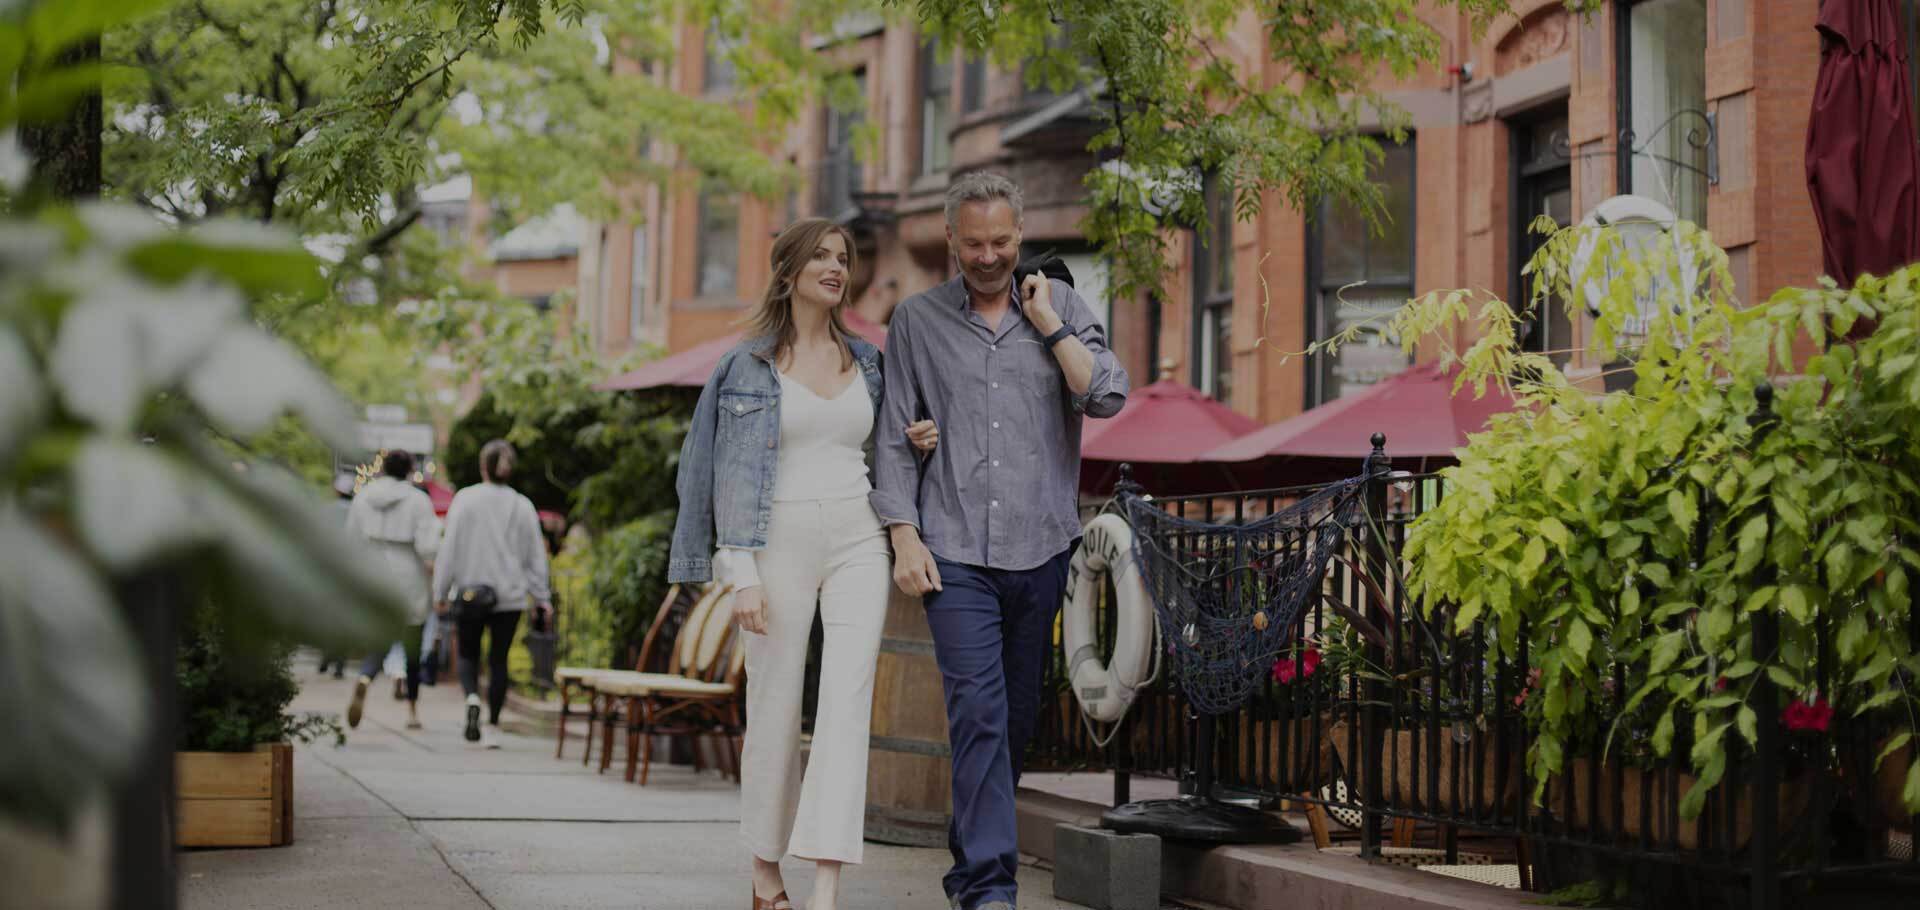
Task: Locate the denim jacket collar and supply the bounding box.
[744,331,881,373]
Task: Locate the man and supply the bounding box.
[871,172,1129,910]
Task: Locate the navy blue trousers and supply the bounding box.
[925,550,1071,910]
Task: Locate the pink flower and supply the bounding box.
[1782,697,1832,733]
[1714,677,1729,692]
[1271,648,1322,685]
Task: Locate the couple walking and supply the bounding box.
[669,171,1130,910]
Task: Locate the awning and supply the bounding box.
[1207,364,1517,463]
[594,311,888,392]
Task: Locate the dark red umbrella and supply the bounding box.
[1204,364,1516,482]
[595,311,887,391]
[1078,379,1261,495]
[422,479,454,517]
[1806,0,1920,307]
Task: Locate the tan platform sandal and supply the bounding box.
[750,890,792,910]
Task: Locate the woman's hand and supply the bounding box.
[732,586,769,634]
[906,419,939,453]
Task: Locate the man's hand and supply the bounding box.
[536,601,554,620]
[732,586,769,635]
[1020,273,1063,335]
[889,525,943,596]
[435,600,450,616]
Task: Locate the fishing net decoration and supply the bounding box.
[1117,477,1369,716]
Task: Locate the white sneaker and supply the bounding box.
[481,724,501,749]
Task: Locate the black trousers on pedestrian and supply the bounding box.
[457,610,522,725]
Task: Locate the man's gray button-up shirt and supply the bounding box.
[870,276,1129,571]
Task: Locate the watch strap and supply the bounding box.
[1044,323,1077,348]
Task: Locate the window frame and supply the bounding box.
[628,221,649,337]
[1613,0,1709,220]
[817,68,867,217]
[1305,136,1417,408]
[695,190,739,299]
[919,41,953,176]
[1190,174,1236,402]
[703,26,736,96]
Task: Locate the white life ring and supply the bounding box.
[1063,513,1156,724]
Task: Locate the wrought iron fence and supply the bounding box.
[1031,455,1920,907]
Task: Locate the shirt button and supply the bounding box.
[991,382,999,389]
[992,460,1000,467]
[991,500,1000,508]
[989,344,997,351]
[735,404,744,413]
[992,421,1000,429]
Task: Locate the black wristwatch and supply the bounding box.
[1043,323,1077,348]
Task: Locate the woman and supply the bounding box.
[669,219,937,910]
[344,449,441,731]
[432,439,552,749]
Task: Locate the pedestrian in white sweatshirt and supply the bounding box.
[345,449,441,731]
[431,440,552,748]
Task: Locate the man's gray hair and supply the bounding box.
[945,171,1023,227]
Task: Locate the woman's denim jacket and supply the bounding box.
[667,333,884,584]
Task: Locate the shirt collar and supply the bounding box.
[948,275,1022,312]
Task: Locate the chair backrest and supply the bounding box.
[632,584,696,674]
[685,588,738,681]
[670,585,731,677]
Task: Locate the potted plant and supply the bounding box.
[173,605,343,848]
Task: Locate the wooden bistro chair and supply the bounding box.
[553,583,703,764]
[632,608,749,784]
[584,584,741,784]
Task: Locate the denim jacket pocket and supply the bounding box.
[716,391,773,450]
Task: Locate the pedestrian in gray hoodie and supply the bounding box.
[344,449,441,731]
[431,439,552,748]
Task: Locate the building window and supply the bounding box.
[696,191,738,298]
[920,41,953,175]
[1513,113,1574,369]
[961,54,986,114]
[818,69,866,218]
[1024,28,1079,101]
[1191,176,1234,402]
[704,26,735,95]
[629,222,649,336]
[1617,0,1707,224]
[1311,139,1415,406]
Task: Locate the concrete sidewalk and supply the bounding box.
[181,667,1104,910]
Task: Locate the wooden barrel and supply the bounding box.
[865,584,952,846]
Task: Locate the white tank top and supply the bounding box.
[771,368,873,501]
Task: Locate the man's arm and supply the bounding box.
[868,304,942,595]
[869,304,924,532]
[1021,276,1130,417]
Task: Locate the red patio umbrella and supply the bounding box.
[422,479,454,517]
[1078,379,1262,495]
[594,311,888,391]
[1204,364,1516,483]
[1806,0,1920,311]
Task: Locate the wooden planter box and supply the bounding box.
[1329,721,1520,815]
[175,743,293,848]
[1545,758,1807,852]
[1235,710,1339,793]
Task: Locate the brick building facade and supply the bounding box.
[571,0,1834,430]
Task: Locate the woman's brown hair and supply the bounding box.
[745,218,859,371]
[479,439,516,483]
